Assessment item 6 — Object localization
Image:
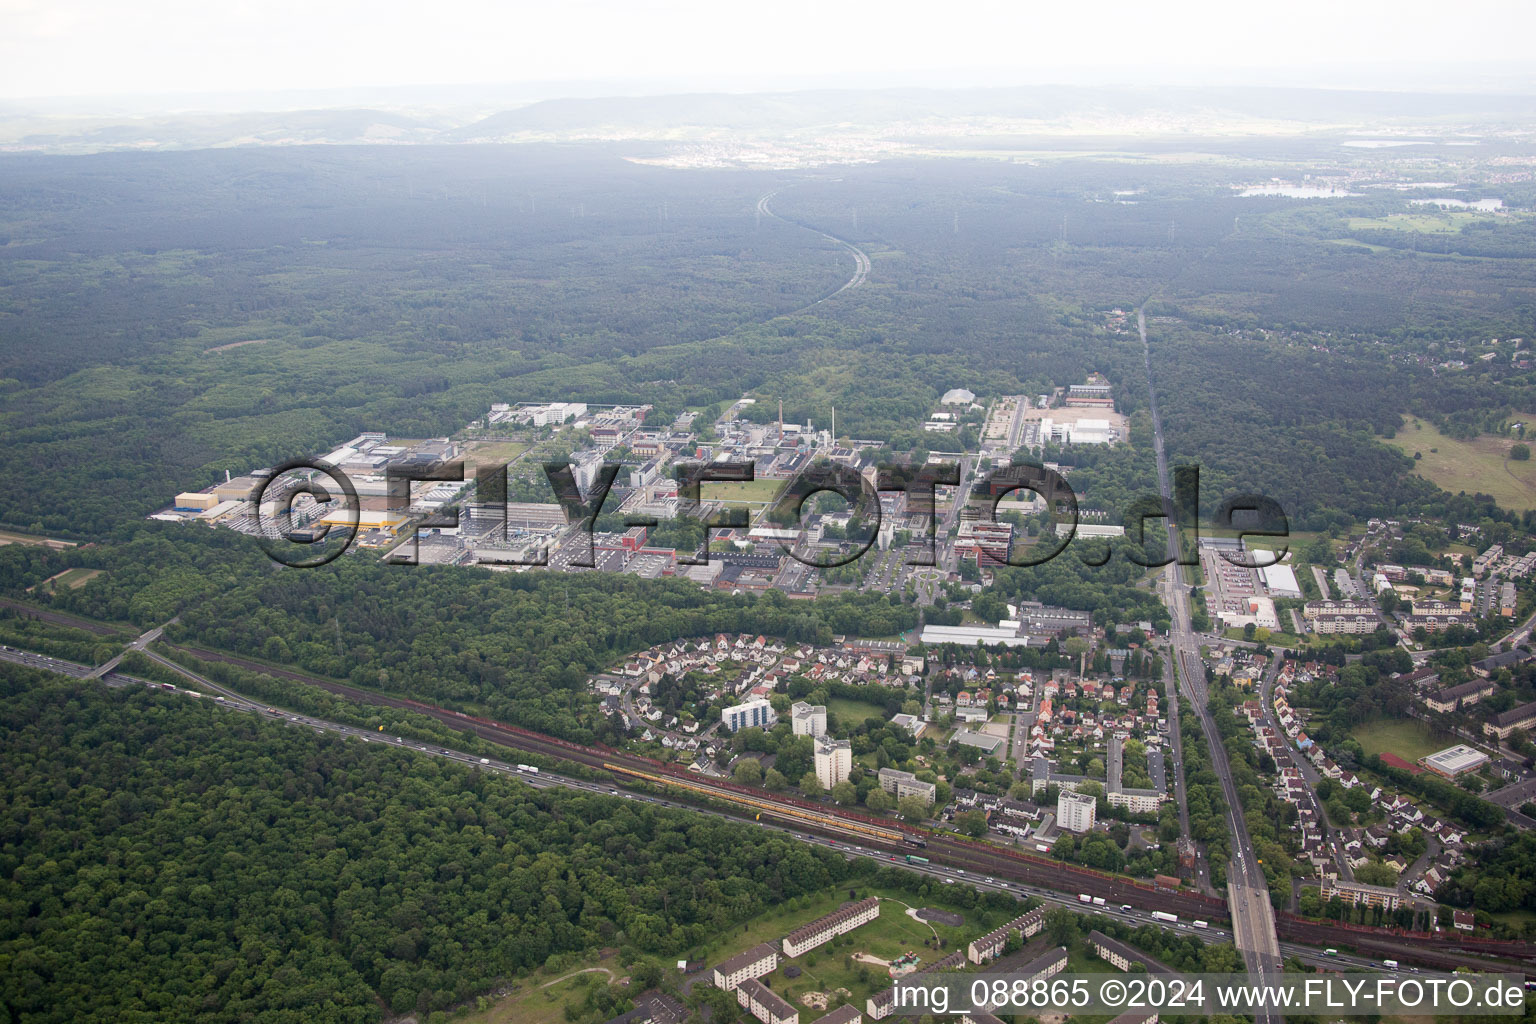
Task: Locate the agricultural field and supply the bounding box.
[1351,718,1447,765]
[1387,416,1536,511]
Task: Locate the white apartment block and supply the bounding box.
[712,943,779,990]
[814,738,853,790]
[1057,791,1097,833]
[1321,879,1404,911]
[966,906,1046,963]
[877,767,937,804]
[737,978,799,1024]
[791,701,827,737]
[723,699,777,732]
[782,897,879,957]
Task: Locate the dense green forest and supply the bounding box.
[0,666,857,1022]
[5,146,1535,539]
[0,529,917,737]
[4,139,1536,1010]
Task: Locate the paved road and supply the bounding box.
[1139,307,1285,1021]
[1256,652,1351,883]
[756,191,870,302]
[0,644,95,677]
[89,617,174,678]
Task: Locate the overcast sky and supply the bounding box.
[4,0,1535,104]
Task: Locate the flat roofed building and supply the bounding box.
[723,699,777,733]
[1321,879,1405,911]
[1311,613,1378,635]
[952,729,1004,755]
[792,701,827,737]
[877,768,936,804]
[1058,791,1097,833]
[956,520,1014,564]
[1057,522,1126,538]
[173,491,219,511]
[782,897,880,958]
[1303,600,1374,619]
[737,978,798,1024]
[712,943,779,991]
[1421,744,1490,779]
[213,476,263,502]
[918,624,1031,648]
[1259,562,1302,599]
[1107,788,1164,815]
[813,738,853,790]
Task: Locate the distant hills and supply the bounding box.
[5,84,1535,156]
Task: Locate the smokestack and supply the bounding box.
[225,469,231,482]
[778,398,783,443]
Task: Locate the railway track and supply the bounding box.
[0,597,125,636]
[171,642,1536,970]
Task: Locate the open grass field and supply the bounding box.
[28,567,103,593]
[1222,626,1303,648]
[1351,718,1446,764]
[463,439,532,469]
[1386,415,1536,511]
[1346,211,1498,235]
[827,697,889,726]
[458,956,620,1024]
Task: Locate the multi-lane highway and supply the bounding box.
[756,190,870,303]
[1139,307,1286,1020]
[6,631,1534,975]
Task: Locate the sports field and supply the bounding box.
[1351,718,1444,764]
[700,478,789,505]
